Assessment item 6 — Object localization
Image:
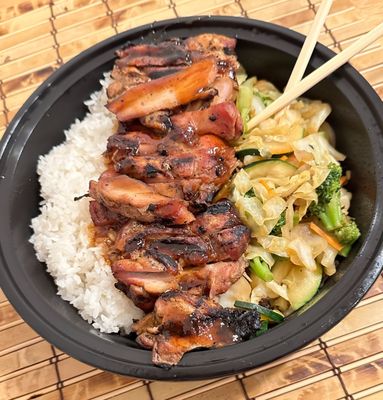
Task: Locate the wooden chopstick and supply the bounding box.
[285,0,333,91]
[247,21,383,130]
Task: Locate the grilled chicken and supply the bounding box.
[89,200,127,227]
[211,76,237,104]
[185,33,236,55]
[133,290,260,366]
[178,258,247,297]
[170,102,242,142]
[108,33,237,97]
[112,200,249,264]
[107,58,218,121]
[137,102,242,142]
[113,258,247,309]
[88,34,254,366]
[106,129,237,204]
[107,66,150,100]
[89,171,195,225]
[114,134,236,191]
[109,200,250,310]
[142,66,186,79]
[106,131,162,157]
[185,33,239,76]
[116,41,190,68]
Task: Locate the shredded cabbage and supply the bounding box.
[229,74,358,316]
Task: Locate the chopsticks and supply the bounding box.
[285,0,333,91]
[247,19,383,130]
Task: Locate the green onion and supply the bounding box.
[255,320,269,336]
[250,257,273,282]
[234,300,285,323]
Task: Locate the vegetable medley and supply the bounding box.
[220,69,360,322]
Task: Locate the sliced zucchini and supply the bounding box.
[236,148,260,159]
[283,263,322,310]
[319,121,336,147]
[244,159,297,180]
[234,300,284,323]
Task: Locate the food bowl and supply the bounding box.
[0,16,382,380]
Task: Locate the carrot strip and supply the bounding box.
[340,176,348,186]
[309,222,343,251]
[280,155,288,161]
[259,179,275,196]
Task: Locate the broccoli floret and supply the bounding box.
[309,163,361,256]
[270,212,286,236]
[334,218,360,245]
[316,163,342,204]
[309,163,343,231]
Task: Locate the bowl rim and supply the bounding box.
[1,15,383,380]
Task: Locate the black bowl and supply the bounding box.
[1,16,383,380]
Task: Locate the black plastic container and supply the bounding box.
[0,16,383,380]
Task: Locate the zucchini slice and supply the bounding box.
[244,159,297,179]
[236,148,260,159]
[283,263,323,310]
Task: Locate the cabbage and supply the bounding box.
[287,238,317,271]
[286,224,327,271]
[257,236,289,258]
[292,133,345,166]
[229,74,352,314]
[266,280,289,300]
[245,244,275,267]
[250,275,280,301]
[232,169,252,195]
[291,99,331,134]
[236,64,248,85]
[319,246,338,276]
[319,122,336,146]
[252,95,266,115]
[235,195,265,234]
[275,170,311,197]
[340,188,352,214]
[218,276,252,307]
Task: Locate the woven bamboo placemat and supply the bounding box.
[1,1,383,399]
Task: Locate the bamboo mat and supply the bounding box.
[1,0,383,399]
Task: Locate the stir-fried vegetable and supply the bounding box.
[227,71,361,320]
[250,257,273,282]
[335,219,360,256]
[309,163,343,231]
[255,320,269,336]
[309,162,360,250]
[270,212,286,236]
[309,222,343,252]
[234,300,284,323]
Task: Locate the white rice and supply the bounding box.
[30,75,144,333]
